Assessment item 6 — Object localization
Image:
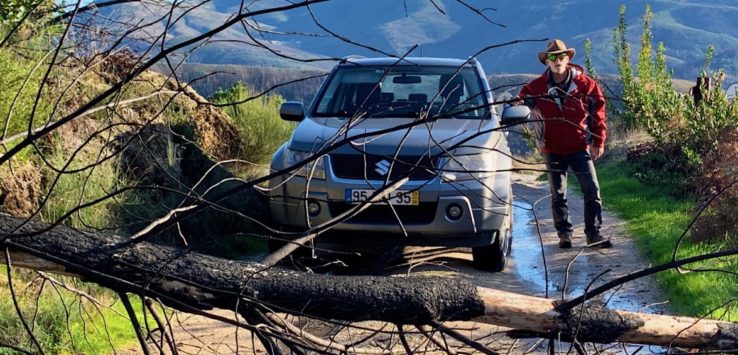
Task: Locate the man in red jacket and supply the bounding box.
[518,39,612,248]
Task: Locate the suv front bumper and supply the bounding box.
[269,158,511,247]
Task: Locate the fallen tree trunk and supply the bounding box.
[1,215,736,350]
[475,288,738,349]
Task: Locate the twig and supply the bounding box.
[4,248,45,354]
[144,298,179,355]
[118,292,152,355]
[431,321,498,355]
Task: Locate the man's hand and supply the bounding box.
[590,146,604,160]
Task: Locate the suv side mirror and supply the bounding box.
[500,105,530,126]
[280,102,305,121]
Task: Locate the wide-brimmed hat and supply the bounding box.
[538,39,576,64]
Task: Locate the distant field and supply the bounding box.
[159,62,695,120]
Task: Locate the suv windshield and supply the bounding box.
[314,65,488,118]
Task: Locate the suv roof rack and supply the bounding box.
[340,55,367,63]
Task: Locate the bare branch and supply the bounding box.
[4,248,45,354]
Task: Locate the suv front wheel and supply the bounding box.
[472,228,511,272]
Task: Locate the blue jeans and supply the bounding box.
[543,151,602,238]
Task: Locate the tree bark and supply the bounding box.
[1,215,736,350]
[474,287,738,349]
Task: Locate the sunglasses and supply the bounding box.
[546,53,569,62]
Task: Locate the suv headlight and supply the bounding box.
[284,147,325,180]
[441,154,494,181]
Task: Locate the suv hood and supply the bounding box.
[289,117,502,156]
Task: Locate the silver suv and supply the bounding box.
[269,57,520,271]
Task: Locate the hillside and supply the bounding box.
[0,39,274,351]
[97,0,738,81]
[489,73,693,97]
[87,1,331,71]
[0,50,265,252]
[153,62,325,101]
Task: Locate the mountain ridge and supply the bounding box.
[97,0,738,81]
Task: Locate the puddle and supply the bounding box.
[511,199,667,315]
[511,201,552,295]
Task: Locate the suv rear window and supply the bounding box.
[314,65,488,118]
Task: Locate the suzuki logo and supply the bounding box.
[374,160,391,176]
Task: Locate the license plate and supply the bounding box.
[345,189,419,206]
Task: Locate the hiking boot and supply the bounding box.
[558,232,573,249]
[586,233,613,248]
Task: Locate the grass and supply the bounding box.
[211,81,295,165]
[0,39,53,140]
[39,137,132,230]
[597,162,738,320]
[0,268,146,354]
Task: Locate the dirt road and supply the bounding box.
[396,173,668,313]
[136,173,670,354]
[378,172,671,353]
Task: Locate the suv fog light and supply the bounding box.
[307,201,321,216]
[446,204,462,221]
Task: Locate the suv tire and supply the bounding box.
[472,228,511,272]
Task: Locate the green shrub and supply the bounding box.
[692,127,738,246]
[683,77,738,157]
[610,5,738,244]
[211,82,294,165]
[626,141,697,195]
[613,5,738,161]
[0,0,50,24]
[1,0,59,40]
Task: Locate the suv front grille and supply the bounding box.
[329,202,437,225]
[330,154,438,181]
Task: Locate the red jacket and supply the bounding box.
[519,64,607,155]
